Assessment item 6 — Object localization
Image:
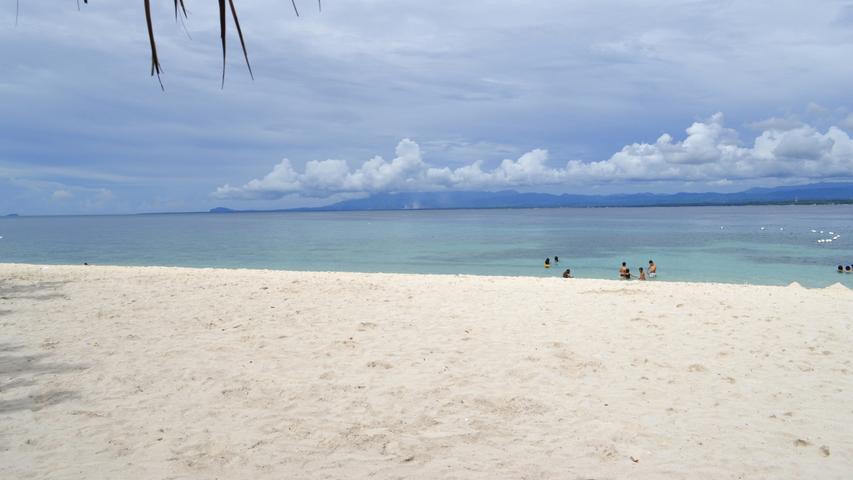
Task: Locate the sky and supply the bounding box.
[1,1,853,215]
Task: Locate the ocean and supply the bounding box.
[1,205,852,288]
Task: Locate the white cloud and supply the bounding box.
[214,139,429,199]
[52,189,73,200]
[215,113,853,199]
[747,116,804,132]
[806,102,830,116]
[425,149,564,189]
[80,188,115,209]
[569,114,853,182]
[842,113,853,132]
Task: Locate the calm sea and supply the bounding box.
[1,205,852,288]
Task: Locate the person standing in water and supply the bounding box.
[619,262,629,279]
[638,267,646,280]
[562,268,573,278]
[544,257,551,268]
[554,256,560,264]
[648,260,657,278]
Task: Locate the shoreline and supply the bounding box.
[2,263,852,478]
[3,262,850,290]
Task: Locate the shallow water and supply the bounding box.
[1,205,852,288]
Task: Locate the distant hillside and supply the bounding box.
[209,182,853,213]
[314,182,853,211]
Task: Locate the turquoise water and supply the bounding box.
[1,205,852,288]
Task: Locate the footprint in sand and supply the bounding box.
[687,364,707,372]
[820,445,831,457]
[357,322,378,331]
[367,360,393,369]
[794,439,811,447]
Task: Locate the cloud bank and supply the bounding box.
[5,2,853,214]
[214,113,853,200]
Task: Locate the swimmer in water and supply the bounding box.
[648,260,657,278]
[544,257,551,268]
[619,262,628,279]
[638,267,646,280]
[562,268,573,278]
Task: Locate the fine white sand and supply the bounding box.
[1,263,852,479]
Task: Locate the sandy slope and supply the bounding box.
[1,263,852,479]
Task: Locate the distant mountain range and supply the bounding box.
[209,182,853,213]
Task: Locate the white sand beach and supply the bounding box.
[1,263,852,479]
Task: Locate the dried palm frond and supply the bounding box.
[144,0,164,90]
[174,0,187,20]
[74,1,321,88]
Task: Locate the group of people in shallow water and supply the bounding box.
[543,257,657,280]
[838,264,853,273]
[619,260,656,280]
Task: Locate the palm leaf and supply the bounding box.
[218,0,226,87]
[228,0,254,81]
[77,1,313,88]
[143,0,164,90]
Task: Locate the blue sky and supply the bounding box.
[2,1,853,214]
